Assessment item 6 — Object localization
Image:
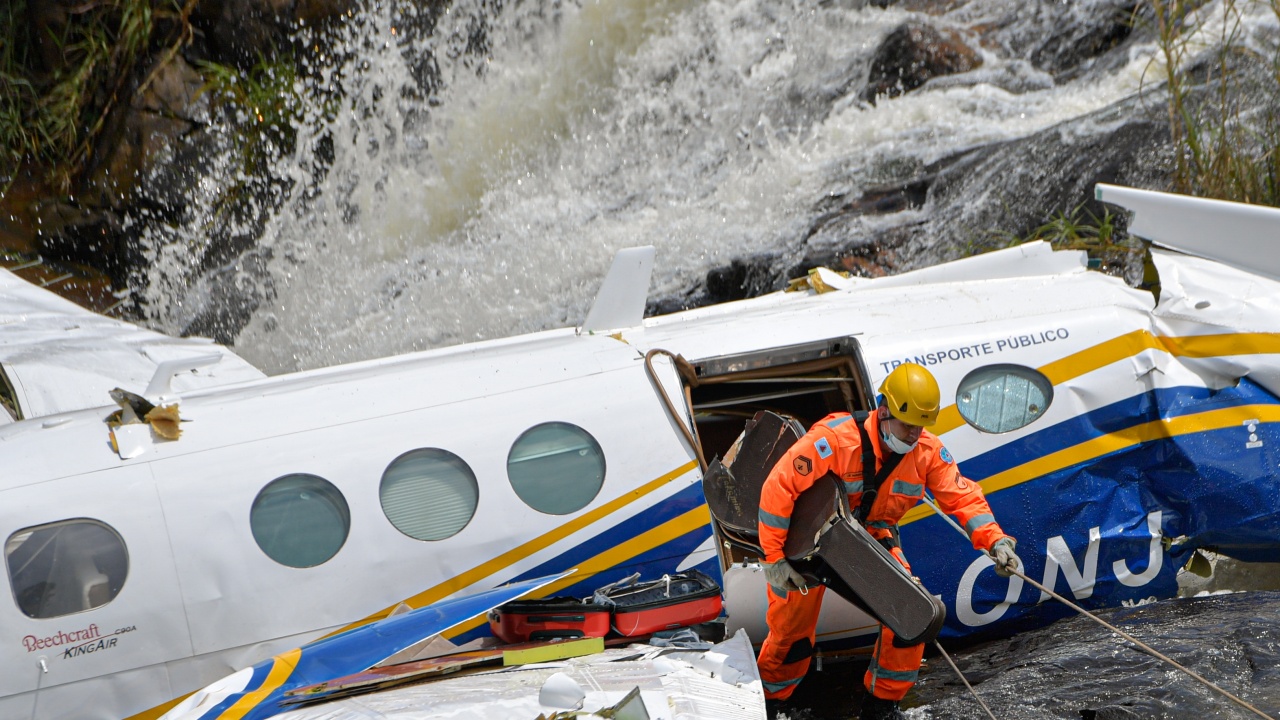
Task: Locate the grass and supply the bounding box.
[1022,204,1153,281]
[0,0,193,194]
[1147,0,1280,206]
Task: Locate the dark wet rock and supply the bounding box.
[974,0,1151,80]
[862,23,982,103]
[910,591,1280,719]
[192,0,297,67]
[913,105,1171,267]
[758,591,1280,719]
[84,55,209,211]
[181,251,274,345]
[868,0,970,13]
[704,254,787,303]
[791,223,918,281]
[31,201,142,290]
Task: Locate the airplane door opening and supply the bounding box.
[685,337,875,464]
[678,338,875,567]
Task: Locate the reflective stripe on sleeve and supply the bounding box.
[891,479,924,497]
[759,508,791,530]
[965,513,996,535]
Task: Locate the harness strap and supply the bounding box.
[855,413,905,547]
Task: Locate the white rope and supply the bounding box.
[919,494,1275,720]
[932,640,999,720]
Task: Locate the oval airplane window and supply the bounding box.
[507,422,606,515]
[380,449,479,541]
[251,474,350,568]
[5,519,129,619]
[956,364,1055,434]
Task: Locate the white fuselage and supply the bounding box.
[3,226,1280,719]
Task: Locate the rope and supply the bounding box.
[918,495,1275,720]
[932,640,999,720]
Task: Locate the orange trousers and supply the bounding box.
[756,553,926,701]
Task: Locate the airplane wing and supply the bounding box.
[1097,183,1280,282]
[0,267,265,422]
[156,574,571,720]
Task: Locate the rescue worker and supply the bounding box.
[755,363,1022,720]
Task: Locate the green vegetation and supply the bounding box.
[1148,0,1280,206]
[0,0,196,193]
[195,54,305,201]
[1019,204,1152,286]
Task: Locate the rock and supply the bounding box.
[911,592,1280,718]
[704,255,784,303]
[32,200,138,288]
[192,0,296,67]
[84,55,208,210]
[295,0,357,27]
[862,23,982,103]
[970,0,1146,80]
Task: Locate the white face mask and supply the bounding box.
[881,428,918,455]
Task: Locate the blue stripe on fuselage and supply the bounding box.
[956,380,1280,482]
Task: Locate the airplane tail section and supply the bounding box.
[581,246,655,334]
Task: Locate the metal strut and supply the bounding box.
[643,348,707,471]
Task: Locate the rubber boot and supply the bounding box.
[859,695,906,720]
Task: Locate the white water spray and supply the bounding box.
[136,0,1275,374]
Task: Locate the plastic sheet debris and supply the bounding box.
[539,672,586,710]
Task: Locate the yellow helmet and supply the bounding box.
[879,363,940,427]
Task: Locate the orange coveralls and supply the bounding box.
[756,412,1011,702]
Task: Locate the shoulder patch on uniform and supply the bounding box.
[815,437,833,459]
[794,456,813,476]
[940,447,954,464]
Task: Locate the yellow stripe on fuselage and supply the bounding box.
[902,402,1280,526]
[932,330,1280,436]
[907,329,1280,525]
[444,503,713,637]
[218,648,301,720]
[324,459,700,639]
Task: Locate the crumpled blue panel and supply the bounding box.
[902,378,1280,641]
[196,574,565,720]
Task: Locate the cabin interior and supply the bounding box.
[679,338,874,565]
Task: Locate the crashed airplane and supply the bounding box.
[0,184,1277,719]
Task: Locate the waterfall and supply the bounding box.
[134,0,1277,374]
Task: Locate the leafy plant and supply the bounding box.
[1026,204,1117,247]
[1146,0,1280,206]
[0,0,193,193]
[195,54,304,177]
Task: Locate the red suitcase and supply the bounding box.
[487,597,611,644]
[602,571,723,637]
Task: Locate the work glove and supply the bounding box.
[990,537,1021,578]
[764,557,808,594]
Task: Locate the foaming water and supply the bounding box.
[136,0,1268,374]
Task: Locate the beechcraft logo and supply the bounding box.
[793,455,813,476]
[22,623,135,660]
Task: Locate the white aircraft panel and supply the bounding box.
[0,465,190,700]
[153,356,699,657]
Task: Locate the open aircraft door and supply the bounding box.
[0,465,190,719]
[671,337,877,564]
